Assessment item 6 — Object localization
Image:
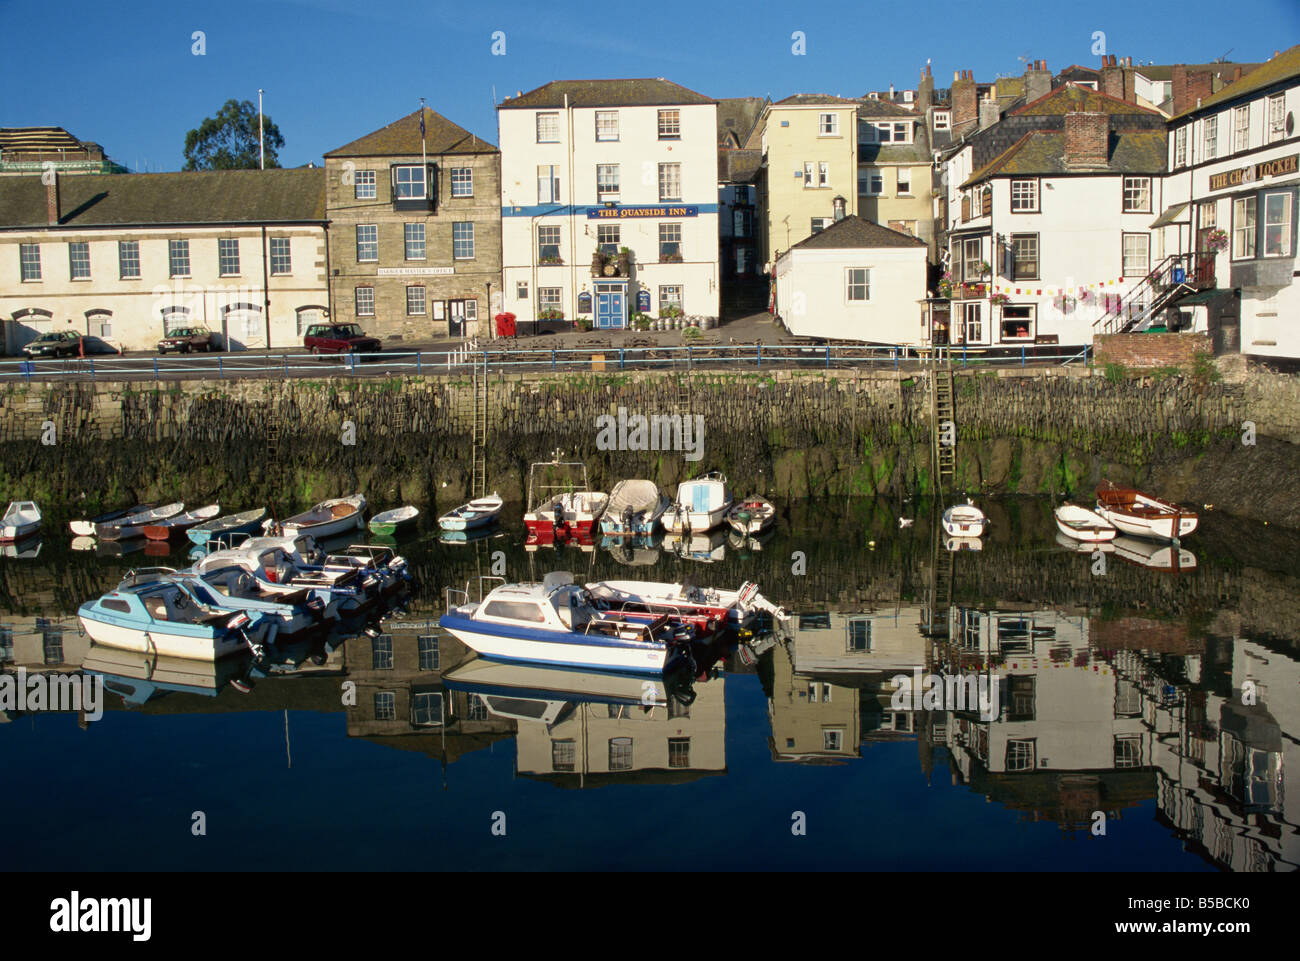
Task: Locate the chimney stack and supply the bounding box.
[46,173,60,226]
[979,98,1001,130]
[918,65,934,110]
[952,69,978,136]
[1064,112,1110,170]
[1025,58,1051,102]
[1172,65,1214,116]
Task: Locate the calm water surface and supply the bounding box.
[2,498,1296,871]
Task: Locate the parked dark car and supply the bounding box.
[303,323,382,354]
[22,330,82,358]
[157,326,218,353]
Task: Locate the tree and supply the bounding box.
[183,99,285,171]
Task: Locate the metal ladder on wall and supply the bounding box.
[469,354,488,499]
[675,373,691,417]
[266,407,281,464]
[930,365,956,492]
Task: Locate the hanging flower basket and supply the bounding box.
[1204,228,1229,254]
[990,292,1010,306]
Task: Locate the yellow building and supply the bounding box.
[855,101,937,260]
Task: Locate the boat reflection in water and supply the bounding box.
[663,529,728,563]
[1111,535,1197,573]
[82,644,253,705]
[600,533,661,567]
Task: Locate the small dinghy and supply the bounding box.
[438,493,504,531]
[725,496,776,535]
[143,504,222,540]
[1054,504,1116,543]
[941,500,987,538]
[187,507,270,547]
[370,505,421,535]
[97,502,184,541]
[271,494,366,539]
[0,501,42,543]
[70,504,152,537]
[1095,482,1198,542]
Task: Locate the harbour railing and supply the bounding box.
[0,342,1091,383]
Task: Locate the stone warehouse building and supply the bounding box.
[0,168,328,354]
[324,108,501,340]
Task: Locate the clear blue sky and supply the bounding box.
[3,0,1296,171]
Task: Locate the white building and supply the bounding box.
[1157,45,1299,360]
[497,79,720,330]
[773,212,927,342]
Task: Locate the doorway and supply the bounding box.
[595,282,626,329]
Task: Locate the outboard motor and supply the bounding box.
[622,506,635,532]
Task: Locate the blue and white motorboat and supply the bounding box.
[662,472,733,534]
[438,493,503,531]
[77,570,273,660]
[439,572,693,675]
[174,567,331,639]
[599,480,670,535]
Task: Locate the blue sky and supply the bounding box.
[3,0,1296,171]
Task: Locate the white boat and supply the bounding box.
[97,502,184,541]
[1095,484,1198,542]
[69,504,152,537]
[600,480,670,535]
[523,461,606,543]
[439,572,692,675]
[585,578,786,632]
[1054,504,1116,543]
[0,501,41,543]
[438,493,504,531]
[142,504,222,540]
[271,494,366,539]
[1055,531,1115,555]
[725,495,776,535]
[941,501,987,538]
[369,505,421,535]
[662,473,733,534]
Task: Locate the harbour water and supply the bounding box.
[1,497,1296,871]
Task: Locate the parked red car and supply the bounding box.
[303,323,382,355]
[157,326,219,353]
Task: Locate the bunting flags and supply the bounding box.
[983,276,1131,298]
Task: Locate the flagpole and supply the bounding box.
[258,89,265,170]
[420,97,427,171]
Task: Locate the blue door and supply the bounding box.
[595,284,625,329]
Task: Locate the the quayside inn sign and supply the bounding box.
[586,205,699,219]
[1208,153,1298,192]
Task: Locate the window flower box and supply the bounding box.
[539,255,565,266]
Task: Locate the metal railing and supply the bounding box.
[0,342,1092,383]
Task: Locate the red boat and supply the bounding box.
[521,461,608,540]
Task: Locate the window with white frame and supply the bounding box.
[537,225,561,261]
[218,237,239,276]
[168,239,190,277]
[963,302,983,343]
[551,739,576,772]
[1123,176,1152,213]
[356,224,378,262]
[118,240,140,279]
[595,110,619,141]
[658,108,680,139]
[962,237,983,281]
[406,285,426,315]
[1203,115,1219,160]
[355,286,374,316]
[1233,196,1257,259]
[658,163,681,202]
[857,171,868,195]
[1268,94,1285,143]
[597,223,620,255]
[393,164,427,200]
[847,617,871,652]
[417,635,439,671]
[1263,191,1292,257]
[537,164,560,204]
[659,285,683,310]
[411,691,443,727]
[1122,232,1150,277]
[1234,105,1250,153]
[450,166,473,197]
[609,737,633,771]
[896,169,911,195]
[823,729,844,752]
[516,280,528,300]
[270,237,292,275]
[452,222,474,259]
[818,161,829,187]
[810,217,831,234]
[596,163,620,199]
[733,208,751,237]
[871,121,911,143]
[354,169,376,199]
[538,287,562,312]
[803,161,815,188]
[68,241,90,280]
[1174,125,1188,167]
[868,172,884,195]
[668,738,690,768]
[818,112,839,136]
[373,692,395,721]
[1006,739,1036,772]
[1000,304,1035,341]
[1011,233,1038,280]
[404,223,426,260]
[536,112,560,143]
[1010,179,1038,212]
[1200,200,1217,230]
[845,267,870,302]
[933,110,950,131]
[658,222,681,259]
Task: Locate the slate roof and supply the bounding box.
[1136,62,1263,84]
[499,78,713,109]
[786,214,927,252]
[717,96,767,147]
[962,129,1167,187]
[325,107,495,157]
[856,98,916,118]
[774,94,860,106]
[858,119,932,165]
[0,168,327,229]
[1171,44,1300,118]
[718,147,763,183]
[1013,83,1163,118]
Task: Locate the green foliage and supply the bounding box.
[183,99,285,170]
[1103,362,1127,384]
[1192,352,1221,384]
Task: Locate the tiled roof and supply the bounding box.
[0,168,327,229]
[325,107,495,157]
[717,96,767,147]
[718,147,762,183]
[962,129,1167,186]
[774,94,860,106]
[1171,44,1300,118]
[856,99,916,118]
[499,78,712,109]
[0,126,85,151]
[786,214,927,252]
[1012,84,1163,117]
[1135,62,1263,83]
